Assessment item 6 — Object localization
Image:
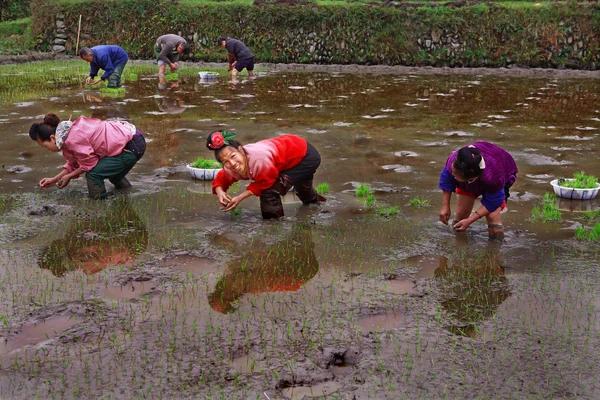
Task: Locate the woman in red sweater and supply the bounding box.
[208,131,325,219]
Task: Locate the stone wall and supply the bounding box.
[38,2,600,69]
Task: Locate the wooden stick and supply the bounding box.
[75,14,82,55]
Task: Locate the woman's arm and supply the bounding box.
[56,167,85,189]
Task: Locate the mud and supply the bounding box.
[1,64,600,399]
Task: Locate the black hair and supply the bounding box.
[29,114,60,142]
[79,47,93,57]
[216,37,227,46]
[453,146,482,180]
[206,131,242,161]
[179,42,190,55]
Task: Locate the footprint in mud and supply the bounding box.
[356,310,405,333]
[0,315,80,357]
[281,381,342,400]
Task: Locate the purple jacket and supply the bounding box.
[438,142,518,212]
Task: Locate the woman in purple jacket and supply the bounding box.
[438,142,518,240]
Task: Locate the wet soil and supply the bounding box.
[1,64,600,399]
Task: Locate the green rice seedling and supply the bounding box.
[531,193,562,222]
[375,206,399,217]
[580,210,600,221]
[575,223,600,242]
[190,157,222,169]
[366,193,376,207]
[355,183,371,197]
[559,171,599,189]
[164,73,179,81]
[127,73,138,82]
[408,197,431,207]
[316,183,329,195]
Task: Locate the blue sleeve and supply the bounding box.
[100,55,114,80]
[481,188,505,212]
[438,167,456,192]
[89,62,99,78]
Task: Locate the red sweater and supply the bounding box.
[212,134,308,196]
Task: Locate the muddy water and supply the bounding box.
[1,68,600,399]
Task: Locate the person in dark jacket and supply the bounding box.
[216,37,255,80]
[154,34,189,81]
[80,45,129,88]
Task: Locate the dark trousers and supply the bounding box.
[260,142,324,219]
[107,61,127,88]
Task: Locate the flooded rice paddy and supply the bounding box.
[1,61,600,399]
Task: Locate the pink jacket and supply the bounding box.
[61,116,136,173]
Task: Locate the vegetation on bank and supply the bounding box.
[24,0,600,69]
[0,18,34,55]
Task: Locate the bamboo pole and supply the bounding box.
[75,15,82,55]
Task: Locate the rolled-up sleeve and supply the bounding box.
[212,170,238,194]
[438,167,456,192]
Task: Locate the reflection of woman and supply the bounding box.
[38,197,148,276]
[435,248,509,336]
[209,223,319,313]
[438,142,518,240]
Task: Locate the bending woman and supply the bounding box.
[208,131,325,219]
[438,142,518,240]
[29,114,146,199]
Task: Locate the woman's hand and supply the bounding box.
[221,195,243,212]
[216,190,232,207]
[453,218,471,231]
[39,177,57,188]
[439,204,451,224]
[56,176,71,189]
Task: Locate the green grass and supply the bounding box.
[0,60,229,104]
[316,183,330,195]
[190,157,222,169]
[575,223,600,242]
[408,197,431,207]
[531,193,562,222]
[0,18,33,55]
[99,87,125,94]
[558,171,599,189]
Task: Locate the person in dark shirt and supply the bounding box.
[79,45,128,88]
[155,34,190,80]
[216,37,255,80]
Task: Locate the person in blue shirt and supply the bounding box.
[79,45,129,88]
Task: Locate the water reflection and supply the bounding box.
[38,197,148,276]
[209,222,319,313]
[435,246,510,337]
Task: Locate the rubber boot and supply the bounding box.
[260,174,293,219]
[110,177,132,189]
[294,180,326,204]
[87,180,107,200]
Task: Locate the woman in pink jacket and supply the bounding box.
[208,130,325,219]
[29,114,146,199]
